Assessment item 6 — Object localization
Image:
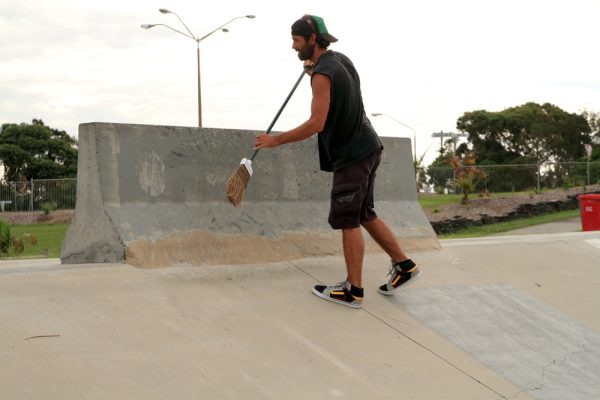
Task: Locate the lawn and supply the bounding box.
[417,191,538,209]
[418,193,465,209]
[4,223,69,258]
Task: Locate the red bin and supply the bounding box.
[579,194,600,231]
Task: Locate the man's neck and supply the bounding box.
[311,47,329,64]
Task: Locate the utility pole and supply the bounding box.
[431,131,467,154]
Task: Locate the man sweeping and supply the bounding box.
[254,14,421,308]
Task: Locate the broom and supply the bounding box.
[226,68,308,206]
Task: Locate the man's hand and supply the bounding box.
[254,133,281,150]
[303,60,315,76]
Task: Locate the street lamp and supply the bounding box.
[142,10,255,127]
[371,113,417,163]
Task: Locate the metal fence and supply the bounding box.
[0,178,76,212]
[426,162,600,194]
[1,162,599,210]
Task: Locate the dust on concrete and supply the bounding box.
[126,229,440,268]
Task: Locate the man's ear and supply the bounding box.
[309,33,317,45]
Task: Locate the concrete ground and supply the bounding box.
[2,228,600,399]
[494,216,582,236]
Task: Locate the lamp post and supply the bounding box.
[142,10,255,127]
[371,113,417,163]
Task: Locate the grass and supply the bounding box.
[417,191,542,209]
[418,193,465,209]
[438,209,580,239]
[4,223,69,259]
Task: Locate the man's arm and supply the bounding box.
[254,73,330,149]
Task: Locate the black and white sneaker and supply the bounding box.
[378,259,421,296]
[312,280,364,309]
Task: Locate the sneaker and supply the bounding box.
[378,259,421,296]
[312,280,363,309]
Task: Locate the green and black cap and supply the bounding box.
[291,14,338,43]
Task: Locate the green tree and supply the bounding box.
[457,102,591,165]
[580,110,600,162]
[455,109,520,164]
[426,145,454,193]
[0,119,77,181]
[581,109,600,142]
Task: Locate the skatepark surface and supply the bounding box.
[2,227,600,399]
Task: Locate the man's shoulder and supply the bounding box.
[315,51,344,72]
[313,52,337,76]
[328,51,355,65]
[319,50,351,62]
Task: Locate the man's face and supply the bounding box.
[292,35,315,61]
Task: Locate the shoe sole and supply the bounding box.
[311,288,362,309]
[377,270,422,296]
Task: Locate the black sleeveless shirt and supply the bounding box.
[312,51,382,172]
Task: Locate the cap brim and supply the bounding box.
[322,33,338,42]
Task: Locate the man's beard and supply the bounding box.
[297,42,315,61]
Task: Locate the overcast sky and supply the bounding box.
[1,0,599,165]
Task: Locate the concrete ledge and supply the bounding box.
[61,123,438,267]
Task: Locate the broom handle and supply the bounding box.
[249,68,308,161]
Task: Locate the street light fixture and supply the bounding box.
[142,10,255,127]
[371,113,417,163]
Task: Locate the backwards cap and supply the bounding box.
[291,14,338,43]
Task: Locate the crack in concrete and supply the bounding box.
[507,344,588,399]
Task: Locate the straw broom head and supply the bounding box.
[226,158,252,207]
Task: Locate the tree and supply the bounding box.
[581,110,600,142]
[0,119,77,181]
[580,110,600,162]
[457,102,591,165]
[414,144,433,192]
[426,145,454,193]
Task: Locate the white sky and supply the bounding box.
[1,0,599,165]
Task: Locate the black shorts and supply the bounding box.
[328,149,382,229]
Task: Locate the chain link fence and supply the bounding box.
[1,163,599,210]
[0,179,76,212]
[426,162,600,194]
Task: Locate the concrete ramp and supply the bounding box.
[61,123,438,267]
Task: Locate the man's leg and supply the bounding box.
[312,226,365,309]
[312,151,382,308]
[361,217,408,263]
[343,227,364,287]
[363,217,422,296]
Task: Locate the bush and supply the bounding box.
[11,236,24,254]
[23,234,38,246]
[41,201,58,215]
[0,219,38,256]
[448,154,486,205]
[0,219,10,255]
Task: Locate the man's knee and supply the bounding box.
[360,216,379,228]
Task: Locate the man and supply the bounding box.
[254,14,421,308]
